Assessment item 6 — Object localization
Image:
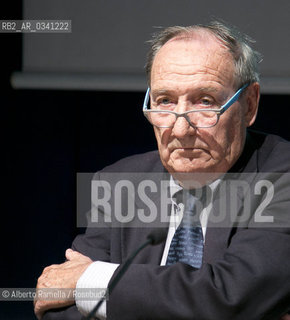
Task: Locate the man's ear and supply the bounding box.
[244,82,260,127]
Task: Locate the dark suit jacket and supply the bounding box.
[44,130,290,320]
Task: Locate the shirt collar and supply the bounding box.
[169,174,221,204]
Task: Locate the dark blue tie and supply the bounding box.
[166,190,204,269]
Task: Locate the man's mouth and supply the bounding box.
[171,147,210,155]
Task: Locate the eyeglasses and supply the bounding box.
[143,84,248,129]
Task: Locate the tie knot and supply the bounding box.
[174,186,211,227]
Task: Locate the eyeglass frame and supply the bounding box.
[143,83,249,129]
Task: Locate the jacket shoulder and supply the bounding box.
[250,130,290,172]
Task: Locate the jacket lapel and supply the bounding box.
[204,131,260,264]
[120,166,169,264]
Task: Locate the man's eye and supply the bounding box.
[160,98,171,105]
[156,98,173,107]
[200,98,212,106]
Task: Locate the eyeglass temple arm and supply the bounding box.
[219,83,249,114]
[143,88,150,110]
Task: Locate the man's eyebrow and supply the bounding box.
[151,87,220,98]
[150,89,175,99]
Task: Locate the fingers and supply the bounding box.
[65,248,93,263]
[34,264,75,319]
[34,298,53,320]
[65,248,77,260]
[34,292,74,320]
[33,250,93,318]
[280,315,290,320]
[34,303,44,320]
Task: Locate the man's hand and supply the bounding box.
[281,314,290,320]
[34,249,93,320]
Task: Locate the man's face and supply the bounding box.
[150,32,259,183]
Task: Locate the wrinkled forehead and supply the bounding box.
[151,31,236,89]
[154,29,233,67]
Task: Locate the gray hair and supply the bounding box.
[145,21,262,88]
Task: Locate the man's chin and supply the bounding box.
[167,157,211,173]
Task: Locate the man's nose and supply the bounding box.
[172,115,196,138]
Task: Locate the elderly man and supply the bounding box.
[35,21,290,319]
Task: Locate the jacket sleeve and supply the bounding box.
[106,171,290,320]
[107,226,290,320]
[41,225,112,320]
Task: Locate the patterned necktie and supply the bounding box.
[166,189,204,269]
